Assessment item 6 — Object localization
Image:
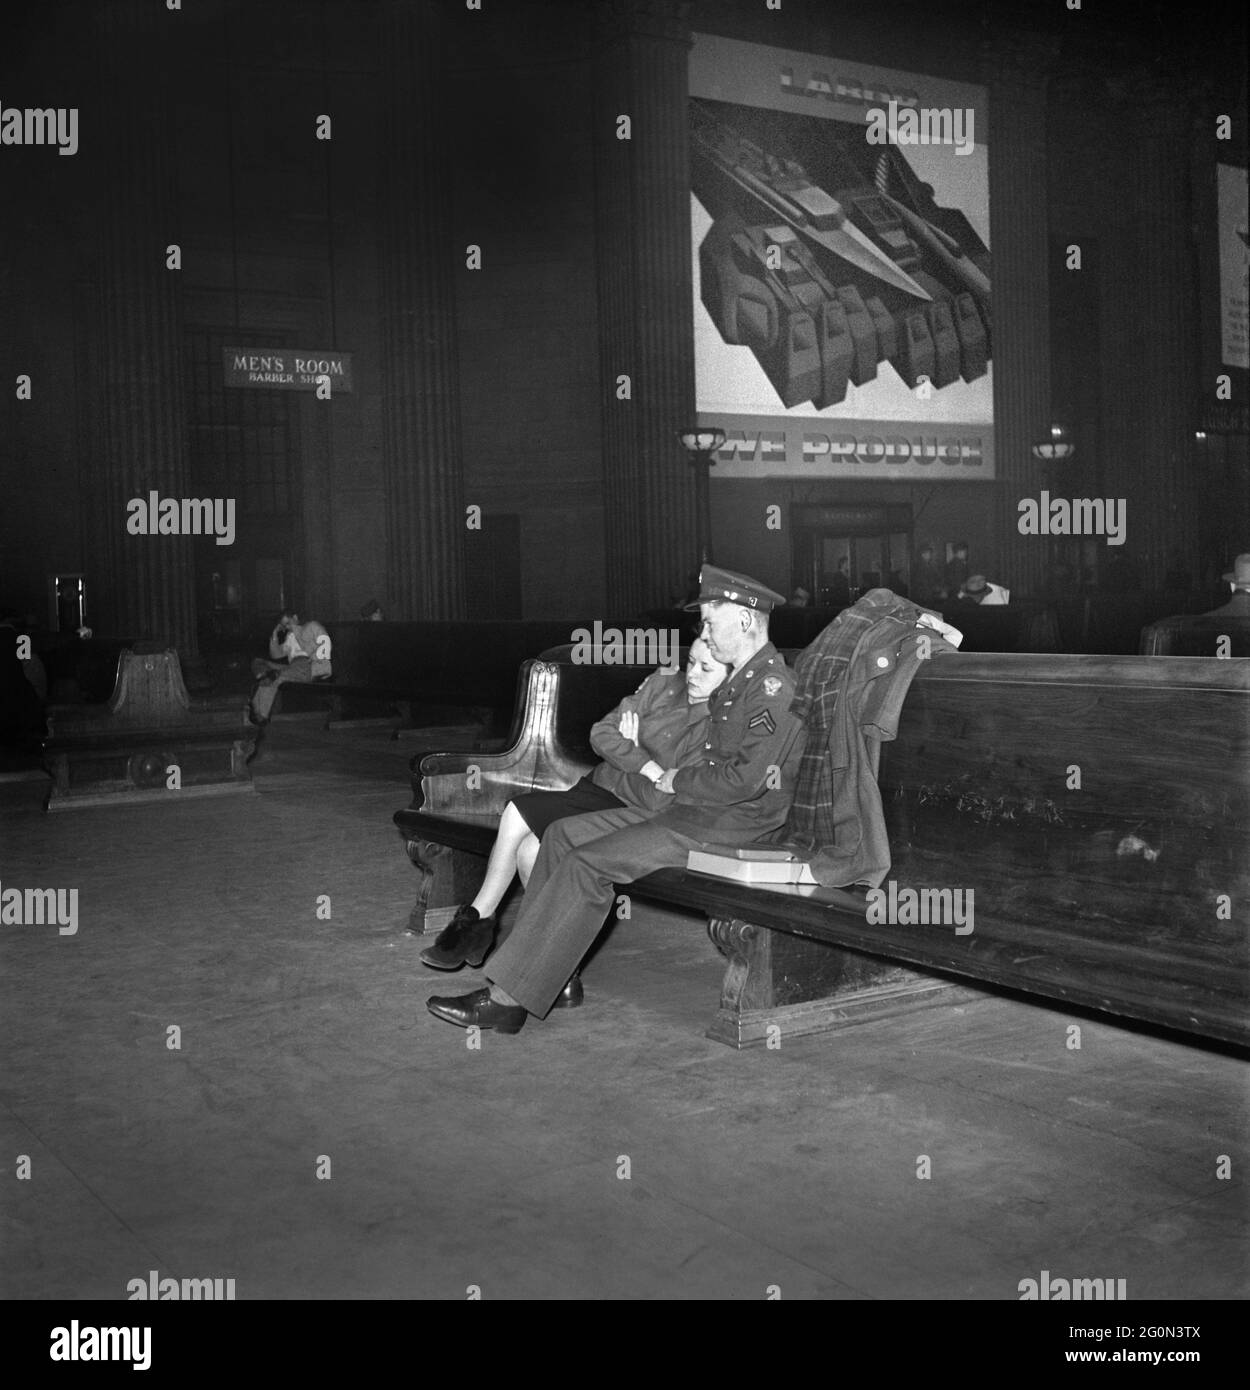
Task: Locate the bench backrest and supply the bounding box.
[1139,615,1250,657]
[877,653,1249,1042]
[326,620,587,714]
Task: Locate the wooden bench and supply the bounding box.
[271,620,594,732]
[34,633,144,704]
[1053,591,1222,655]
[394,647,1249,1048]
[1139,612,1250,657]
[44,645,255,810]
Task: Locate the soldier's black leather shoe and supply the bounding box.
[427,987,527,1034]
[552,974,584,1009]
[420,906,497,970]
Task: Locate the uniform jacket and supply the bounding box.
[783,589,959,888]
[665,642,806,836]
[589,668,711,813]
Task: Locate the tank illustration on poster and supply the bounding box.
[691,97,991,411]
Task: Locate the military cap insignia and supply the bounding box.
[748,709,776,734]
[762,676,782,697]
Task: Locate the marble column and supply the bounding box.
[376,0,467,620]
[592,0,699,615]
[978,36,1059,597]
[94,1,197,658]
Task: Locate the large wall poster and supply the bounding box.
[1217,162,1248,371]
[691,34,994,480]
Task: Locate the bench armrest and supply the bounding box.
[412,659,593,817]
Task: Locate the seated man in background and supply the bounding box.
[426,564,806,1035]
[249,609,332,726]
[956,573,1010,606]
[420,637,728,988]
[1141,552,1250,656]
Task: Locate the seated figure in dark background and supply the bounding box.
[249,609,332,726]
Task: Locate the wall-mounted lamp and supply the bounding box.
[1031,424,1076,462]
[677,428,727,457]
[676,427,726,565]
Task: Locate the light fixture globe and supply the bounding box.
[1031,424,1076,462]
[676,427,726,458]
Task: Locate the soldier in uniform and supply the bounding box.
[426,564,808,1035]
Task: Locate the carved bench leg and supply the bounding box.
[705,917,981,1048]
[404,840,487,935]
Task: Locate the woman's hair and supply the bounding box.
[689,635,730,672]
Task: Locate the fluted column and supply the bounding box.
[377,0,466,619]
[94,1,197,657]
[1101,82,1200,584]
[978,36,1058,597]
[593,0,698,614]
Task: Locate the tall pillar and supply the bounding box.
[978,36,1059,597]
[377,0,466,619]
[1101,83,1200,585]
[593,0,699,614]
[94,1,197,658]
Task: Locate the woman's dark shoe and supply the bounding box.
[420,905,497,970]
[552,974,584,1009]
[427,987,527,1034]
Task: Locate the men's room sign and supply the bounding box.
[223,347,353,392]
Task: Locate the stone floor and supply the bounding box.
[1,718,1246,1302]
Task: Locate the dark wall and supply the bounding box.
[0,5,97,623]
[445,3,605,618]
[2,0,1245,638]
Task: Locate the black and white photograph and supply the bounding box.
[0,0,1246,1352]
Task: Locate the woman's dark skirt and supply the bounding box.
[511,775,626,836]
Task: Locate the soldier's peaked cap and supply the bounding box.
[684,564,787,613]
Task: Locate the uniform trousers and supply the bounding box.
[487,804,767,1017]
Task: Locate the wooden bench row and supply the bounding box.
[266,595,1234,729]
[270,619,594,729]
[395,645,1249,1049]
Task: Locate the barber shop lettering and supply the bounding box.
[222,347,354,391]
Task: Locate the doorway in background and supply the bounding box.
[186,330,304,650]
[792,504,914,608]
